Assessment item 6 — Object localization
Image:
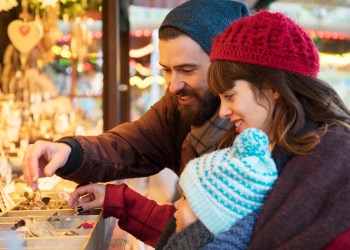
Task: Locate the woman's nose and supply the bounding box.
[219,103,232,119]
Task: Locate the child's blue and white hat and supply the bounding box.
[179,128,278,235]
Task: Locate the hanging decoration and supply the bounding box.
[0,0,18,12]
[70,17,89,61]
[7,20,43,54]
[2,0,56,97]
[41,0,58,8]
[27,0,85,19]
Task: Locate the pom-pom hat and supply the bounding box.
[159,0,250,54]
[210,10,320,77]
[179,128,278,235]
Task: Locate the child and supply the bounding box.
[162,128,277,249]
[69,128,278,249]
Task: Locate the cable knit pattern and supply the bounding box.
[210,10,320,77]
[179,128,278,235]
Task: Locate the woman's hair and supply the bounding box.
[208,61,350,154]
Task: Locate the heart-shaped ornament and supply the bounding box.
[7,20,43,54]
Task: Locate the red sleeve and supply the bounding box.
[324,228,350,250]
[103,183,175,247]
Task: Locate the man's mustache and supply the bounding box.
[175,89,198,98]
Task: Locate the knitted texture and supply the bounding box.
[162,220,214,250]
[203,210,260,250]
[179,128,278,235]
[159,0,250,54]
[210,10,320,77]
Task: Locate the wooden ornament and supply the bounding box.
[7,20,43,54]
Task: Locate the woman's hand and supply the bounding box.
[68,183,106,212]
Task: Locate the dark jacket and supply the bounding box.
[159,124,350,250]
[55,90,190,183]
[55,89,230,183]
[249,125,350,249]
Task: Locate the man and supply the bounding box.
[23,0,250,190]
[22,1,249,246]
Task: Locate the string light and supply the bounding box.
[135,63,151,76]
[129,43,155,58]
[320,52,350,67]
[129,75,165,89]
[307,30,349,41]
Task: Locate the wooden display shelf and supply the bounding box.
[0,208,112,250]
[0,179,127,249]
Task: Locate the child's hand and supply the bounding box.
[174,196,198,233]
[68,183,106,212]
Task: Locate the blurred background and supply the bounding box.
[0,0,349,249]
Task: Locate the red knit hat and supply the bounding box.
[210,10,320,77]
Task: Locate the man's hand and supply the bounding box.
[22,140,71,191]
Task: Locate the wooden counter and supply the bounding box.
[0,179,127,249]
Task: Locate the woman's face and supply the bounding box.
[173,196,197,233]
[218,80,280,138]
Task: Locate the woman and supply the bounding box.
[205,10,350,250]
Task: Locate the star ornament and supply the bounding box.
[41,0,59,8]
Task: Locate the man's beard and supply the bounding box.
[172,89,220,127]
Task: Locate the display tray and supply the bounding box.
[0,205,108,250]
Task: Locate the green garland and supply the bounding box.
[27,0,100,19]
[58,0,85,18]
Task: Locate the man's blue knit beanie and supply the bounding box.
[159,0,250,54]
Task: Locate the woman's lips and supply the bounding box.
[231,119,243,133]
